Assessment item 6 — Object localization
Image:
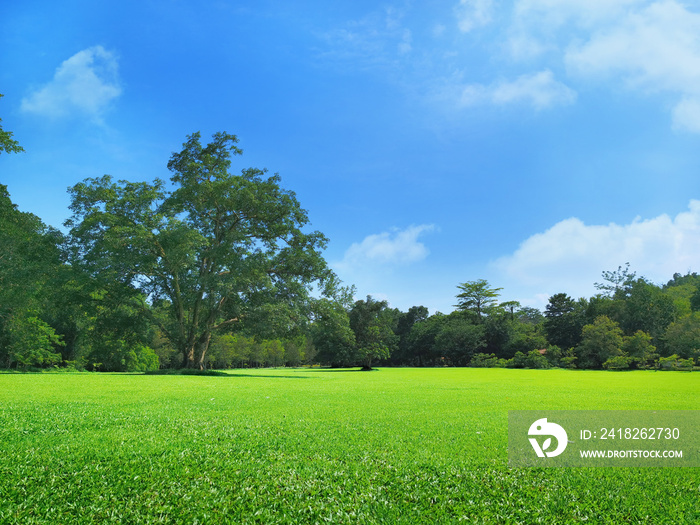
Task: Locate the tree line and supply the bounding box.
[1,109,698,371]
[325,271,700,372]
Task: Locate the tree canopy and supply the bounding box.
[66,131,336,369]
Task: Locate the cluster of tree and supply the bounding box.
[313,273,699,371]
[1,95,698,372]
[1,116,345,371]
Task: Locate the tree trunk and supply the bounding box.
[182,343,196,369]
[194,331,212,370]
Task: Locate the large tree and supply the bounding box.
[67,131,335,368]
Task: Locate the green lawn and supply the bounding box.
[0,368,697,524]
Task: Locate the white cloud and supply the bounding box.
[672,97,700,133]
[492,200,700,304]
[21,46,121,121]
[565,2,700,87]
[460,70,576,110]
[338,224,436,269]
[508,0,700,132]
[455,0,494,32]
[514,0,645,28]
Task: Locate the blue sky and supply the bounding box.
[1,0,699,314]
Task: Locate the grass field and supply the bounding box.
[0,368,697,524]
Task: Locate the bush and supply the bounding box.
[469,353,499,367]
[656,354,694,371]
[506,352,527,368]
[525,349,550,369]
[603,355,632,370]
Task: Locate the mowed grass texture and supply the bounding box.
[0,369,697,524]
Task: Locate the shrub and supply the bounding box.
[469,353,499,367]
[603,355,632,370]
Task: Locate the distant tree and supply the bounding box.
[595,263,636,298]
[621,279,676,341]
[690,285,700,313]
[392,305,429,364]
[404,313,447,366]
[622,330,657,369]
[283,335,308,367]
[349,296,398,370]
[576,316,624,369]
[499,300,521,321]
[311,298,356,367]
[662,313,700,361]
[434,313,486,366]
[262,339,285,367]
[454,280,502,321]
[66,132,335,369]
[0,94,23,156]
[503,321,548,360]
[665,272,700,288]
[483,313,514,358]
[516,306,544,325]
[544,293,584,350]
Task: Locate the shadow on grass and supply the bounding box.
[301,367,375,373]
[145,369,317,379]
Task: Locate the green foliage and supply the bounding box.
[656,354,695,371]
[469,352,499,367]
[0,185,65,369]
[311,298,356,367]
[5,315,63,368]
[603,355,633,370]
[391,305,429,364]
[66,132,335,369]
[282,335,311,367]
[434,313,486,365]
[349,296,398,369]
[594,262,636,298]
[524,349,550,369]
[662,313,700,360]
[506,351,527,368]
[502,320,547,359]
[559,354,578,369]
[621,278,676,340]
[403,312,446,366]
[691,284,700,312]
[622,330,657,368]
[515,306,544,325]
[577,316,624,369]
[124,344,160,372]
[544,293,585,350]
[454,279,502,321]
